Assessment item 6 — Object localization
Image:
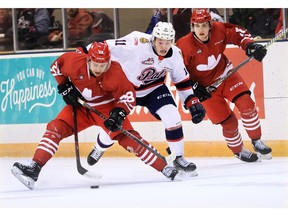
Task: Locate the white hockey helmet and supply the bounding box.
[152,21,175,42]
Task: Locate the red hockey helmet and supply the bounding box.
[88,42,110,63]
[191,9,211,23]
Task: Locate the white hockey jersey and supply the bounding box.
[89,31,194,102]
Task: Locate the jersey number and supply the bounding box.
[119,91,135,103]
[115,39,126,46]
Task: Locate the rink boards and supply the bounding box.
[0,140,287,157]
[0,42,287,157]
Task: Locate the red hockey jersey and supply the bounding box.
[50,52,136,113]
[177,22,254,87]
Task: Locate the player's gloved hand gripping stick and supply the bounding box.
[77,98,176,164]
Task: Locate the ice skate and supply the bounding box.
[11,161,41,190]
[252,139,272,159]
[166,148,198,177]
[161,165,180,181]
[173,156,198,177]
[87,147,104,166]
[234,147,260,162]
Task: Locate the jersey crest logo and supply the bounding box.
[139,37,149,43]
[137,67,167,85]
[196,54,221,71]
[141,58,154,65]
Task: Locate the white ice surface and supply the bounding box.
[1,157,288,215]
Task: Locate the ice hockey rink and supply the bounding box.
[0,157,287,215]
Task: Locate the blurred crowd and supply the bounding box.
[0,8,284,52]
[0,8,114,51]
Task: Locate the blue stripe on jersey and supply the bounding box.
[165,127,184,142]
[174,78,192,90]
[135,77,165,91]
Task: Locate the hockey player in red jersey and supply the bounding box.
[11,42,180,190]
[177,9,272,162]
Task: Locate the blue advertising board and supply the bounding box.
[0,54,66,124]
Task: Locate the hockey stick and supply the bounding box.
[77,98,176,164]
[206,27,288,93]
[72,106,102,179]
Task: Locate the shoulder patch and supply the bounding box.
[139,37,149,43]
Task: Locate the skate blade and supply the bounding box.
[11,166,35,190]
[257,152,272,160]
[178,170,198,179]
[187,170,198,177]
[173,173,183,181]
[235,155,262,163]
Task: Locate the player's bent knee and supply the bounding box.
[46,119,72,139]
[156,104,182,128]
[234,93,255,113]
[220,112,238,132]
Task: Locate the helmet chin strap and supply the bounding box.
[104,61,111,71]
[151,43,158,54]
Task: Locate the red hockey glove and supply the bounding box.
[184,95,206,124]
[104,107,127,132]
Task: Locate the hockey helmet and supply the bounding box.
[88,42,110,63]
[191,9,211,23]
[152,21,175,41]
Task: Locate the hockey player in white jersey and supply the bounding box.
[83,22,206,176]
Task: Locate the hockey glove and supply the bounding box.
[245,42,267,62]
[192,81,211,102]
[104,107,127,132]
[57,81,82,107]
[184,95,206,124]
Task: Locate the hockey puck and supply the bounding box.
[90,185,99,189]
